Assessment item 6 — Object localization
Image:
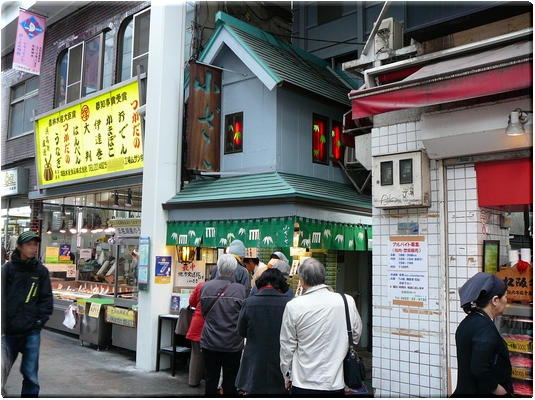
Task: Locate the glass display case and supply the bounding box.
[496,304,533,397]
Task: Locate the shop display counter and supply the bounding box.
[49,289,96,335]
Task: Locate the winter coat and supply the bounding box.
[453,310,513,395]
[185,281,204,342]
[1,249,53,335]
[235,287,291,394]
[200,276,246,352]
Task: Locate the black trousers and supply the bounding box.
[291,386,345,396]
[201,348,242,395]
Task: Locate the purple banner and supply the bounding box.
[12,10,46,75]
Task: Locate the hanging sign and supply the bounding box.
[88,302,102,318]
[176,260,205,287]
[35,80,142,188]
[12,10,46,75]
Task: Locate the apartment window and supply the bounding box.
[331,120,342,161]
[118,8,150,81]
[56,29,115,106]
[312,114,329,164]
[225,112,243,154]
[9,76,39,138]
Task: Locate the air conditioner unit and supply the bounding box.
[374,17,403,53]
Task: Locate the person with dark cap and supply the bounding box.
[1,231,53,397]
[452,272,513,397]
[210,239,251,295]
[249,261,294,299]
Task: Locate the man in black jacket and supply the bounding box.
[1,231,53,397]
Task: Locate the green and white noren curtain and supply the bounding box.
[166,216,370,251]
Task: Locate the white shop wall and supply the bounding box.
[371,120,445,397]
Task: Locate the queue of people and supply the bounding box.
[185,239,364,395]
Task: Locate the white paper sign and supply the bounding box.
[176,260,206,287]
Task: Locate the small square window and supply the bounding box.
[312,114,329,165]
[380,161,393,186]
[224,112,243,154]
[399,159,413,184]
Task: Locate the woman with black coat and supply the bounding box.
[235,268,291,394]
[453,272,513,397]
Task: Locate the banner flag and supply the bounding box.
[13,9,46,75]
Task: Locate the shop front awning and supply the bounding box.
[349,40,533,119]
[475,157,533,212]
[164,172,372,251]
[166,216,372,251]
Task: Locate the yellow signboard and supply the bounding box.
[105,306,137,328]
[35,80,143,187]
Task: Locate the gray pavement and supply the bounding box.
[3,328,204,398]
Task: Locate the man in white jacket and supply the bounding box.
[279,257,362,395]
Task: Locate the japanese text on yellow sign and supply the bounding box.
[35,81,143,187]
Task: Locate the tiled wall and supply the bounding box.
[371,121,512,397]
[371,121,445,397]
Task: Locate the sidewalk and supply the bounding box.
[3,328,204,398]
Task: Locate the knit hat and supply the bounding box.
[228,239,246,258]
[459,272,507,309]
[271,251,288,263]
[273,262,291,279]
[17,231,41,245]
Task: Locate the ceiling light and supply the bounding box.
[69,220,77,234]
[59,220,67,233]
[113,190,120,208]
[46,224,52,234]
[125,188,133,207]
[80,218,88,233]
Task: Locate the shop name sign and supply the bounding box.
[105,306,137,328]
[1,168,29,196]
[35,80,143,188]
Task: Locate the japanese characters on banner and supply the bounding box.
[35,80,142,187]
[13,10,46,75]
[388,236,429,308]
[176,261,206,287]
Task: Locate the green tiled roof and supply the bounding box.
[199,12,358,106]
[165,172,371,211]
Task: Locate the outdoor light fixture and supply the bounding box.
[506,108,531,136]
[80,218,89,233]
[125,188,133,207]
[59,220,67,233]
[113,190,120,208]
[177,246,196,264]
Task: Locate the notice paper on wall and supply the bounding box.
[387,236,429,308]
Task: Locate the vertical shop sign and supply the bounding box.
[388,236,429,308]
[155,256,172,284]
[186,61,221,172]
[35,80,142,187]
[12,9,46,75]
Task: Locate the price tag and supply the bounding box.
[512,367,528,380]
[506,340,532,354]
[88,302,102,318]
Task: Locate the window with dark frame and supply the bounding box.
[54,8,150,108]
[312,113,329,165]
[380,161,393,186]
[399,158,413,184]
[224,112,243,154]
[9,76,39,139]
[331,120,343,162]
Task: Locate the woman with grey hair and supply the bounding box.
[200,254,247,395]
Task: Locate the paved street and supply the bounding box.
[3,328,204,398]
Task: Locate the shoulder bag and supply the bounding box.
[175,305,194,336]
[201,281,233,318]
[340,293,366,389]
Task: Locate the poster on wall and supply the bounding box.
[176,260,206,287]
[387,236,429,308]
[154,256,172,284]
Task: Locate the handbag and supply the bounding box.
[175,305,194,336]
[340,293,366,389]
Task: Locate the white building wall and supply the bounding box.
[371,120,445,397]
[371,118,514,397]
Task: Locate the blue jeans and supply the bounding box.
[2,330,41,397]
